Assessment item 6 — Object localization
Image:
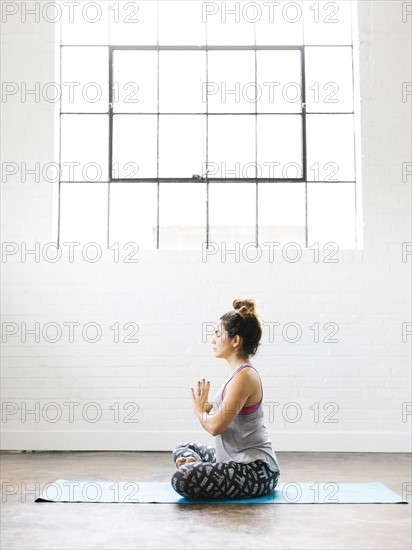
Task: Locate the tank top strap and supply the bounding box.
[221,363,261,401]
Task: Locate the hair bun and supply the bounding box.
[233,298,256,316]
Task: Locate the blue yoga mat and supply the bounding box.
[35,480,407,504]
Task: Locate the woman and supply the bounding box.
[171,299,281,500]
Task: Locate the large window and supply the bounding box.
[57,0,361,250]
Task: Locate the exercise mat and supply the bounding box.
[35,480,407,504]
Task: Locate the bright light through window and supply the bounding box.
[58,0,360,251]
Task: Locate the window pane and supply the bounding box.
[208,116,255,179]
[112,115,157,179]
[110,0,157,45]
[158,1,207,45]
[257,115,302,179]
[255,1,304,45]
[209,182,256,247]
[159,116,206,178]
[308,182,356,248]
[61,47,108,113]
[256,50,302,114]
[109,182,157,249]
[60,115,108,181]
[207,51,255,113]
[60,182,108,246]
[303,1,352,45]
[258,182,305,245]
[159,182,206,249]
[206,2,255,45]
[306,114,355,182]
[61,1,109,45]
[159,52,207,113]
[305,47,353,113]
[113,51,157,113]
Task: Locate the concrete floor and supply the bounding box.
[1,451,410,550]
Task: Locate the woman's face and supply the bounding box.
[212,321,234,359]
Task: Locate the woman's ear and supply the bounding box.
[233,334,242,349]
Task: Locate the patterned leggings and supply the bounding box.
[170,441,280,500]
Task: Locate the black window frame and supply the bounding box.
[108,44,308,184]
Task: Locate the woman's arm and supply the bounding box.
[192,375,252,436]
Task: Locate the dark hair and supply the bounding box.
[220,298,263,357]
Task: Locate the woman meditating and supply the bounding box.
[171,299,281,500]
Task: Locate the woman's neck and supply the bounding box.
[227,358,251,373]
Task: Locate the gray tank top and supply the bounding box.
[211,364,280,473]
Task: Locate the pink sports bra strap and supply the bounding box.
[221,364,263,415]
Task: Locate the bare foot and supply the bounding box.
[176,456,197,468]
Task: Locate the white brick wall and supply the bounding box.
[1,1,411,451]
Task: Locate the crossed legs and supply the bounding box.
[171,441,280,500]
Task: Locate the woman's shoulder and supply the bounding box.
[228,364,262,390]
[237,364,261,379]
[235,365,263,405]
